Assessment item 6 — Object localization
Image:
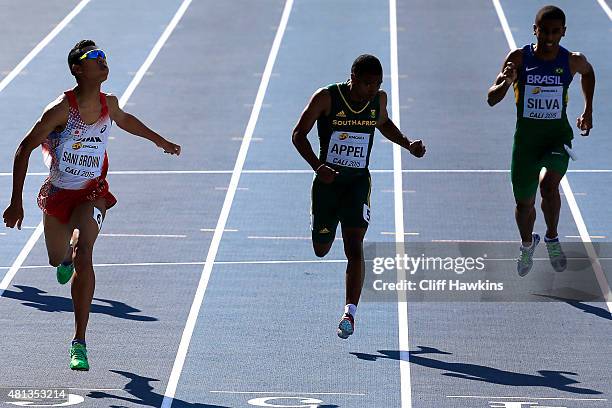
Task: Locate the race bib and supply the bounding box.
[363,204,371,223]
[326,131,369,169]
[58,135,105,180]
[523,85,563,120]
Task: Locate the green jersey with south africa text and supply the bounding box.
[316,82,380,175]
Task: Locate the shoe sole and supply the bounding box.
[517,268,532,277]
[70,366,89,371]
[337,320,354,339]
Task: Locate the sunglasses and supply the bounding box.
[79,49,106,61]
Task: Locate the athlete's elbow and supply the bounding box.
[291,130,305,147]
[15,142,34,160]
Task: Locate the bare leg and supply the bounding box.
[43,214,72,267]
[341,226,367,306]
[515,196,536,244]
[68,199,106,342]
[540,170,563,239]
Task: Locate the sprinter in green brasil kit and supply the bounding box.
[292,55,426,339]
[3,40,181,370]
[487,6,595,277]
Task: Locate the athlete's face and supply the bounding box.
[533,19,565,50]
[351,72,382,101]
[72,45,109,82]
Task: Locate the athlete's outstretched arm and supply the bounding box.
[3,97,68,229]
[571,52,595,136]
[106,95,181,155]
[376,91,425,158]
[487,49,522,107]
[292,88,338,183]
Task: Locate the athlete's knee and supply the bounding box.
[515,198,535,213]
[313,242,332,258]
[73,244,93,270]
[343,239,364,261]
[539,179,560,199]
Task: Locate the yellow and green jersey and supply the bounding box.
[316,82,380,175]
[513,44,573,142]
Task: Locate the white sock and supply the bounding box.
[344,304,357,317]
[544,235,559,242]
[521,241,533,249]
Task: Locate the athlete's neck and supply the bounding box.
[73,84,101,107]
[347,80,368,104]
[533,43,560,61]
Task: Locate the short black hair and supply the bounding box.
[67,39,97,75]
[535,5,566,26]
[351,54,383,77]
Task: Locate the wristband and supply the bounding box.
[315,164,325,174]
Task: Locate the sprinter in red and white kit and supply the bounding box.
[3,39,181,370]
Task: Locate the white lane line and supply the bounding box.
[5,262,205,270]
[99,233,186,238]
[68,388,124,392]
[231,137,264,141]
[248,235,309,240]
[381,232,419,236]
[218,259,347,265]
[0,172,46,176]
[247,235,343,240]
[210,391,366,396]
[117,0,193,108]
[11,257,612,271]
[389,0,412,407]
[0,259,347,271]
[567,170,612,172]
[0,223,44,297]
[160,1,294,406]
[471,257,612,261]
[3,169,612,176]
[214,186,249,191]
[566,235,606,239]
[596,0,612,20]
[0,0,91,94]
[0,0,194,301]
[200,228,238,232]
[492,0,612,314]
[0,0,92,298]
[448,395,607,401]
[561,177,612,310]
[491,0,517,49]
[432,239,517,243]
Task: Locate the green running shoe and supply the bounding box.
[517,233,540,277]
[56,262,75,285]
[545,238,567,272]
[69,342,89,371]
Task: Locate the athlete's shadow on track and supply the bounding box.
[3,285,157,321]
[535,294,611,321]
[88,370,230,407]
[351,346,602,395]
